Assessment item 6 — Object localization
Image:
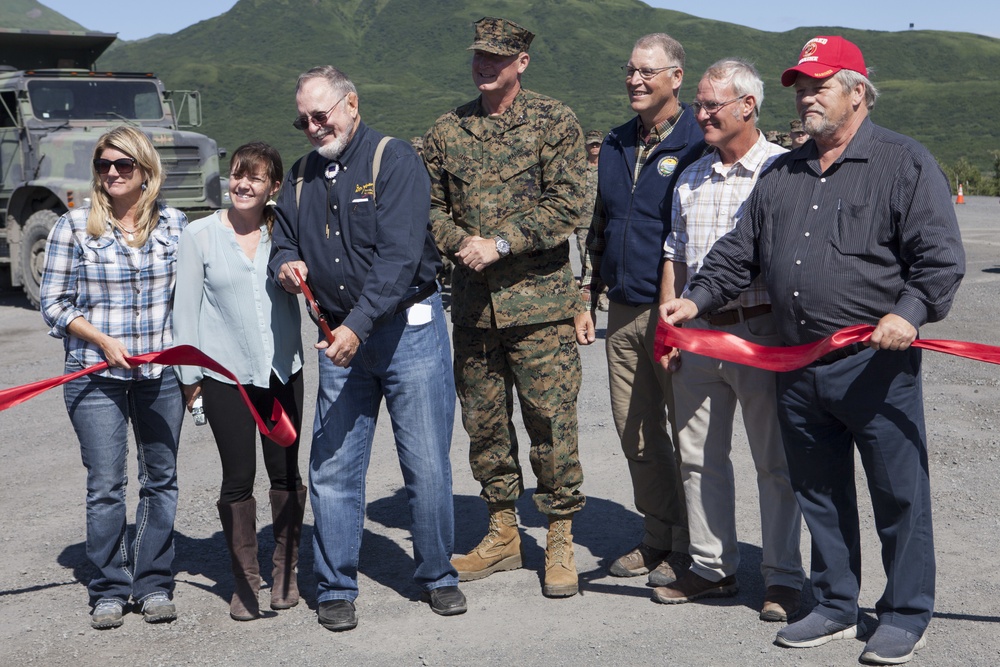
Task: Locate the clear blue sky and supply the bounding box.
[38,0,1000,41]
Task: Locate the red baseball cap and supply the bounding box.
[781,36,867,87]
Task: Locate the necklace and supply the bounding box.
[116,222,138,241]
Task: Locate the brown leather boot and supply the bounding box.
[451,506,522,581]
[217,498,261,621]
[543,517,578,598]
[269,486,306,610]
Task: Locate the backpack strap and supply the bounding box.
[371,135,392,204]
[294,136,393,209]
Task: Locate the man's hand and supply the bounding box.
[659,348,682,373]
[277,260,308,294]
[317,325,361,367]
[575,310,596,345]
[658,298,699,327]
[456,236,500,272]
[868,313,917,351]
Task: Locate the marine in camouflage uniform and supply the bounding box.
[423,17,586,597]
[577,130,603,285]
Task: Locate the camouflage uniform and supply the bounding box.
[424,88,586,516]
[576,129,603,284]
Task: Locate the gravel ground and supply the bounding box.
[1,196,999,666]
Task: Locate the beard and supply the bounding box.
[313,126,351,161]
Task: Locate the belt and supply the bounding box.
[394,280,438,314]
[815,342,868,366]
[318,280,438,326]
[702,304,772,326]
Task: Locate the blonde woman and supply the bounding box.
[173,142,305,621]
[41,126,186,629]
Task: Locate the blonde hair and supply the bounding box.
[86,126,164,246]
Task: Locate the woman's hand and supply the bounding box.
[97,333,132,369]
[181,382,202,411]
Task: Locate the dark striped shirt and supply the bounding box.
[687,118,965,346]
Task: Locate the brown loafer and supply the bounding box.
[760,584,802,621]
[653,570,738,604]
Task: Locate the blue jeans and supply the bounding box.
[311,293,458,603]
[63,363,183,607]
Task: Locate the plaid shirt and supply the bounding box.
[587,112,682,309]
[41,205,187,380]
[664,131,786,310]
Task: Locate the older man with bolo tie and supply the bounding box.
[660,36,964,665]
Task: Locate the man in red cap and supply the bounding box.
[659,36,964,665]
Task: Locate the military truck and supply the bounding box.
[0,29,223,306]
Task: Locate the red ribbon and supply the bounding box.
[655,321,1000,372]
[0,345,297,447]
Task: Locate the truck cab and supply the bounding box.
[0,29,223,306]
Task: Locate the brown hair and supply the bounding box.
[228,141,284,233]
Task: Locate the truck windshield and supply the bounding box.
[27,79,163,121]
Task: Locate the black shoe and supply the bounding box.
[422,585,467,616]
[317,599,357,631]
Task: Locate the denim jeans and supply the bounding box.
[63,363,183,606]
[311,292,458,603]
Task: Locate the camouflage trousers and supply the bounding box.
[453,320,585,517]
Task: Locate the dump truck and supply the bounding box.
[0,28,223,306]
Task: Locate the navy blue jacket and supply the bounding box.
[596,106,706,305]
[270,122,441,342]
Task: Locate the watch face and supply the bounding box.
[495,237,510,256]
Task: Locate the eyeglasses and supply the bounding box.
[93,158,137,175]
[292,95,347,131]
[622,65,678,80]
[690,95,747,116]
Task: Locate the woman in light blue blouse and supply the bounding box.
[41,126,186,629]
[173,142,305,622]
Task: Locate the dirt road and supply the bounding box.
[1,196,999,666]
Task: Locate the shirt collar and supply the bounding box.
[638,107,683,145]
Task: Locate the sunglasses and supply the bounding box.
[93,158,137,175]
[292,95,347,131]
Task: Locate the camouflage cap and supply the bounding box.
[789,119,804,132]
[585,130,604,145]
[468,17,534,56]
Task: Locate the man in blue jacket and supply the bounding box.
[270,65,465,632]
[577,32,705,587]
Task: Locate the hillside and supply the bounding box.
[13,0,1000,172]
[0,0,86,31]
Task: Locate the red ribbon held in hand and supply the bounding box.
[0,345,297,447]
[655,321,1000,372]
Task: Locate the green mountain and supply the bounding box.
[0,0,86,31]
[20,0,1000,173]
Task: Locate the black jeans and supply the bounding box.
[202,371,304,503]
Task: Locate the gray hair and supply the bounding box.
[703,58,764,119]
[834,68,879,110]
[634,33,685,69]
[296,65,358,98]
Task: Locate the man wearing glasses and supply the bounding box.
[577,33,705,587]
[654,59,803,621]
[423,17,587,598]
[269,66,466,632]
[660,37,964,664]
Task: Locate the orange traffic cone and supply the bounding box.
[956,183,965,204]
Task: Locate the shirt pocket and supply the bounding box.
[832,199,890,256]
[348,199,376,250]
[81,236,116,264]
[152,232,180,262]
[442,156,475,217]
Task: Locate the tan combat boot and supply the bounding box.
[543,517,578,598]
[451,506,522,581]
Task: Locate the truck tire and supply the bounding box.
[20,209,60,309]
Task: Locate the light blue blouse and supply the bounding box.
[173,211,303,388]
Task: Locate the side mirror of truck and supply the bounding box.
[164,90,203,128]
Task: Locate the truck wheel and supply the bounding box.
[20,209,60,309]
